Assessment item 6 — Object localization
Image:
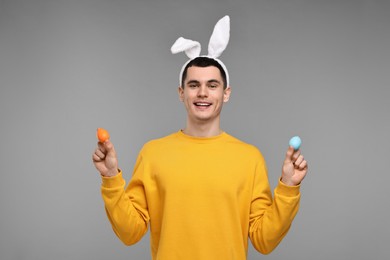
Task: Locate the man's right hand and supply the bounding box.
[92,140,119,177]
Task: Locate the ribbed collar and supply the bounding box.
[175,130,229,144]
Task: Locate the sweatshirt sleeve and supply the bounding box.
[101,152,150,246]
[248,155,300,255]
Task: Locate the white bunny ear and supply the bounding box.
[208,16,230,58]
[171,37,201,59]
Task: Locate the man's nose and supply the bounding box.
[197,85,208,97]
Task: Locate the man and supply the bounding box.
[92,16,308,260]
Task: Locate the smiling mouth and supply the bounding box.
[194,102,212,107]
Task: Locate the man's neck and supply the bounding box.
[182,119,222,137]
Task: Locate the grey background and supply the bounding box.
[1,0,389,259]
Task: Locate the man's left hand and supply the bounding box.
[281,146,308,186]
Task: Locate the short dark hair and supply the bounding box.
[181,57,227,89]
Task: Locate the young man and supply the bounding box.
[92,17,308,260]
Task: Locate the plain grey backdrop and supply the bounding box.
[1,0,389,259]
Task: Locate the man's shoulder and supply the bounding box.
[224,133,263,157]
[141,131,180,150]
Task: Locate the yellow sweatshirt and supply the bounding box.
[101,130,300,259]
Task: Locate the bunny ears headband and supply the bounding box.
[171,15,230,86]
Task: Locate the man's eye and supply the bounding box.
[209,85,218,89]
[189,85,198,88]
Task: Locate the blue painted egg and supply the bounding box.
[289,136,302,150]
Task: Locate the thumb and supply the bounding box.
[284,146,295,163]
[103,140,117,157]
[100,140,119,176]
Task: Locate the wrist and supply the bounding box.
[280,177,298,186]
[102,168,120,178]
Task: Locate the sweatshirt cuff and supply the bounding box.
[275,179,300,197]
[101,169,126,188]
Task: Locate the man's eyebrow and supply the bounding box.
[186,80,200,85]
[186,79,221,84]
[207,79,221,84]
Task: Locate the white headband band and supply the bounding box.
[171,15,230,86]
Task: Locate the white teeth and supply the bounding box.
[195,102,211,106]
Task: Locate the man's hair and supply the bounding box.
[181,57,228,89]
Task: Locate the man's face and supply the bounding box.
[178,66,231,123]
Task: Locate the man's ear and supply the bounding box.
[178,86,184,102]
[223,86,231,102]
